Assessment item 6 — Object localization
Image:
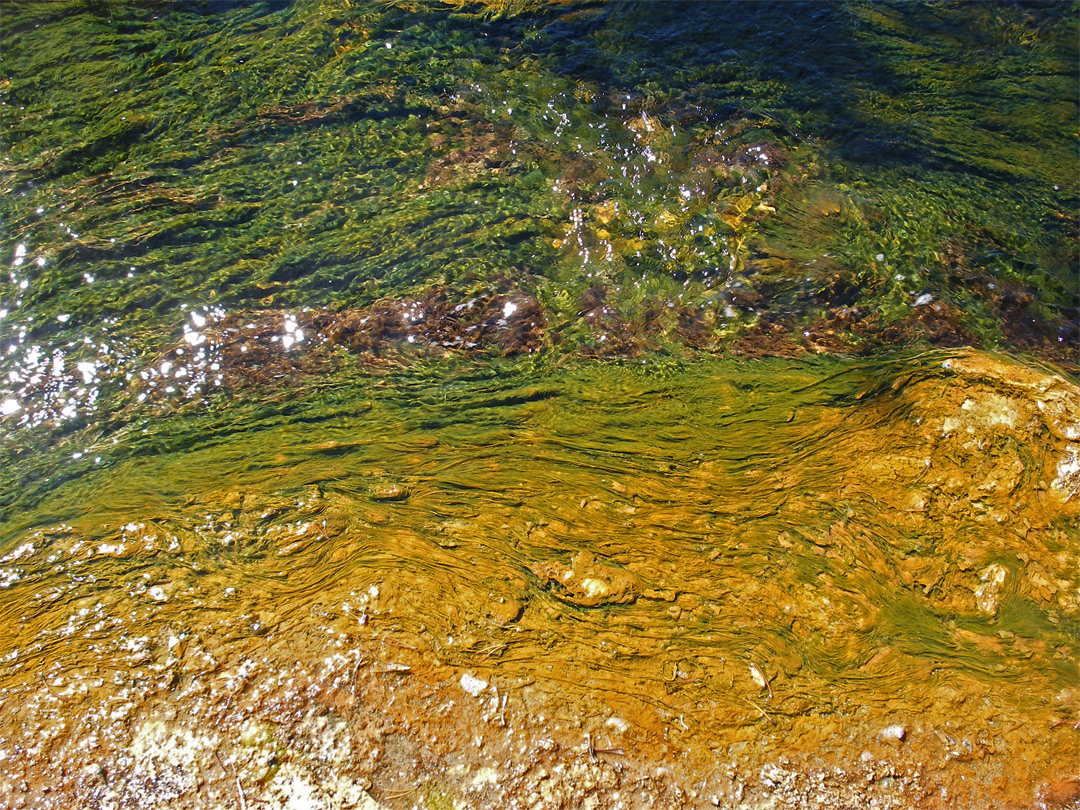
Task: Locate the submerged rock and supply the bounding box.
[369,482,410,501]
[973,563,1008,617]
[878,724,907,744]
[531,551,638,607]
[460,672,489,697]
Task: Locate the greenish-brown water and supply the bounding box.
[1,2,1078,808]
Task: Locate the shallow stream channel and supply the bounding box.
[1,2,1077,809]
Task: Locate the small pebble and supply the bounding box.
[460,672,488,697]
[878,724,907,743]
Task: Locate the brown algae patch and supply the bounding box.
[0,350,1076,809]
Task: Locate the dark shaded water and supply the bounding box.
[0,2,1077,809]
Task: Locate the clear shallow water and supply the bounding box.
[0,2,1078,808]
[1,348,1077,807]
[1,0,1076,506]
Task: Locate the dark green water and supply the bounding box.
[0,3,1078,808]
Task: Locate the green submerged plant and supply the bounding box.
[0,0,1076,512]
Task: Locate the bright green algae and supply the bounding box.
[1,0,1076,336]
[1,0,1077,519]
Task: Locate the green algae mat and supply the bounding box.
[1,2,1077,808]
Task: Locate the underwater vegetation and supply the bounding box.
[0,2,1077,808]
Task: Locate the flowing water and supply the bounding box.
[0,2,1077,809]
